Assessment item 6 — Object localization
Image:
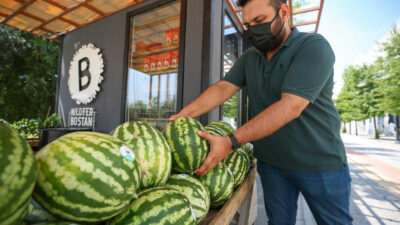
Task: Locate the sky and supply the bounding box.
[312,0,400,98]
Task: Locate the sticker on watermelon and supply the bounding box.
[120,146,136,162]
[190,205,197,222]
[178,174,190,178]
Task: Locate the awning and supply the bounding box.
[0,0,145,41]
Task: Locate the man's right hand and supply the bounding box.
[168,112,189,121]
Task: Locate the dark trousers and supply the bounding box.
[257,161,353,225]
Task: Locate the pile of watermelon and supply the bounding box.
[0,117,255,225]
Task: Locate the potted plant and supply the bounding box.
[3,118,41,149]
[38,113,92,149]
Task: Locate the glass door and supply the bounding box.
[125,1,181,130]
[222,13,243,129]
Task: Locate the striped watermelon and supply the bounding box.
[223,149,250,187]
[33,132,141,222]
[24,198,58,224]
[0,121,37,225]
[110,121,171,189]
[207,121,235,135]
[165,174,210,223]
[164,117,209,174]
[241,143,256,167]
[109,187,196,225]
[204,124,227,136]
[198,162,234,208]
[31,222,79,225]
[241,143,253,158]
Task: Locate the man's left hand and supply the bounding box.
[194,131,232,176]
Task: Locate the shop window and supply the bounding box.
[125,1,180,130]
[222,14,242,129]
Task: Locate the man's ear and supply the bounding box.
[280,3,290,23]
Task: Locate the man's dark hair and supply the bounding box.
[238,0,286,11]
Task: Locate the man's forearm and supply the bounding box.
[179,81,239,118]
[233,94,309,144]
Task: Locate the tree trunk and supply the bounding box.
[373,116,379,139]
[355,121,358,136]
[396,115,399,142]
[349,121,352,135]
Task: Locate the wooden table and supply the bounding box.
[200,166,258,225]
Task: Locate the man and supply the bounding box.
[169,0,353,224]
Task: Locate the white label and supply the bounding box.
[178,174,190,178]
[227,168,233,177]
[120,146,135,162]
[190,205,197,222]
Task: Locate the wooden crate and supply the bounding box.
[200,166,258,225]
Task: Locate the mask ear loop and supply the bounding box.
[273,9,285,37]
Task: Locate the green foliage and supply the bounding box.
[41,113,61,128]
[10,119,40,139]
[223,93,238,119]
[335,25,400,139]
[2,113,61,139]
[0,24,59,122]
[378,26,400,115]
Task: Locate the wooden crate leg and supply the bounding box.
[238,182,257,225]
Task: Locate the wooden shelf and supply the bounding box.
[128,67,178,75]
[131,43,179,59]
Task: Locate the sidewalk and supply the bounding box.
[342,134,400,225]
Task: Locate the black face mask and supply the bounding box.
[247,10,285,52]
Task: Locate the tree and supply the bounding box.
[335,66,369,135]
[0,24,59,122]
[379,26,400,141]
[357,64,385,139]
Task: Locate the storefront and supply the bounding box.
[52,0,252,133]
[0,0,324,133]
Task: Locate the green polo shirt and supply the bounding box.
[223,28,347,172]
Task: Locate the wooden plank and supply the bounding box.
[20,11,45,23]
[225,0,245,31]
[238,181,257,225]
[200,166,257,225]
[84,3,106,17]
[292,6,320,15]
[30,0,94,33]
[315,0,324,33]
[43,0,67,10]
[1,0,35,24]
[58,16,79,27]
[293,20,317,27]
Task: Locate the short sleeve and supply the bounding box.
[222,52,247,88]
[282,37,335,103]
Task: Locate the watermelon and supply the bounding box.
[223,149,250,187]
[110,121,171,189]
[198,162,234,208]
[241,143,257,167]
[33,132,141,222]
[32,222,79,225]
[204,124,227,136]
[241,143,253,158]
[24,198,58,224]
[164,174,210,223]
[0,121,37,225]
[163,117,209,174]
[206,121,235,135]
[109,186,196,225]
